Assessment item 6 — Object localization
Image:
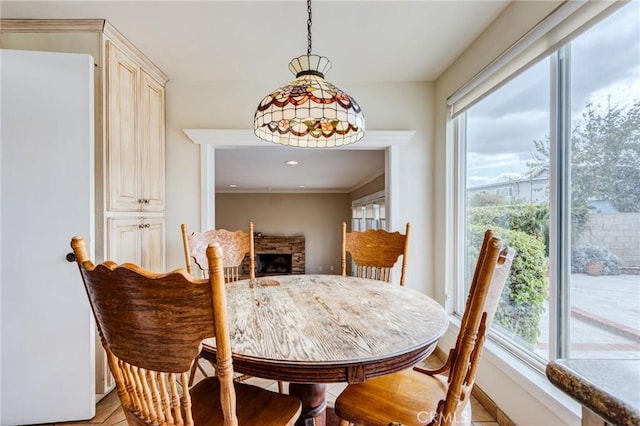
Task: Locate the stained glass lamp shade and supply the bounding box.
[253,54,365,148]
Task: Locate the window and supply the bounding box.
[452,1,639,367]
[351,190,386,231]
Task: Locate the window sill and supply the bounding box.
[444,316,582,425]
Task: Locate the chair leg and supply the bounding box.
[188,358,199,387]
[196,360,208,377]
[188,356,210,387]
[278,380,285,394]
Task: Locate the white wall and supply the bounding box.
[165,80,435,295]
[433,1,580,425]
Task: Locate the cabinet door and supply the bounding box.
[107,41,140,212]
[139,70,165,212]
[107,217,142,264]
[95,345,115,398]
[107,217,165,271]
[141,218,166,271]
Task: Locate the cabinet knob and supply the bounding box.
[66,252,76,263]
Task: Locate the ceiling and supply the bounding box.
[2,0,511,192]
[215,147,385,192]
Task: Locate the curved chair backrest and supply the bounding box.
[341,222,410,285]
[71,237,238,426]
[181,222,255,281]
[438,230,515,425]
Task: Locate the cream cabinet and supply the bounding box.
[107,217,166,272]
[0,19,167,400]
[95,343,116,399]
[0,18,168,248]
[107,41,165,212]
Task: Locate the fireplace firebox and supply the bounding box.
[256,253,292,276]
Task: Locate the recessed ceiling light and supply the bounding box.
[299,185,305,188]
[229,184,237,188]
[285,160,299,165]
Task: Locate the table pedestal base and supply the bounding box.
[289,383,327,426]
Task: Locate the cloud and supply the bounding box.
[462,1,638,182]
[467,151,530,186]
[468,109,549,150]
[473,58,550,119]
[570,4,640,113]
[468,172,525,188]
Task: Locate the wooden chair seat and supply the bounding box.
[190,377,301,424]
[334,368,470,426]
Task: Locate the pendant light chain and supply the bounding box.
[253,0,365,147]
[307,0,312,55]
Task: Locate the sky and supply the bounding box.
[465,0,639,188]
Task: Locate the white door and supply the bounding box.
[1,49,96,424]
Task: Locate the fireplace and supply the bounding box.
[256,253,292,276]
[241,235,305,278]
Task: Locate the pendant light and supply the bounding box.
[253,0,365,148]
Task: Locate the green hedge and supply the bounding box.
[468,204,549,254]
[468,223,547,346]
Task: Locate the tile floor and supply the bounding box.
[51,353,500,426]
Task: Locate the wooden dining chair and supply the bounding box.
[71,237,301,426]
[341,222,410,285]
[181,222,255,281]
[181,222,284,391]
[334,229,515,426]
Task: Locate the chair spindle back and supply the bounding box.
[341,222,410,286]
[71,237,238,426]
[181,222,255,281]
[435,230,515,426]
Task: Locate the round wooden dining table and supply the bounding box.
[200,274,449,426]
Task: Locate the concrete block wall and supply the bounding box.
[576,213,640,268]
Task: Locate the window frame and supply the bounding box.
[447,0,634,371]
